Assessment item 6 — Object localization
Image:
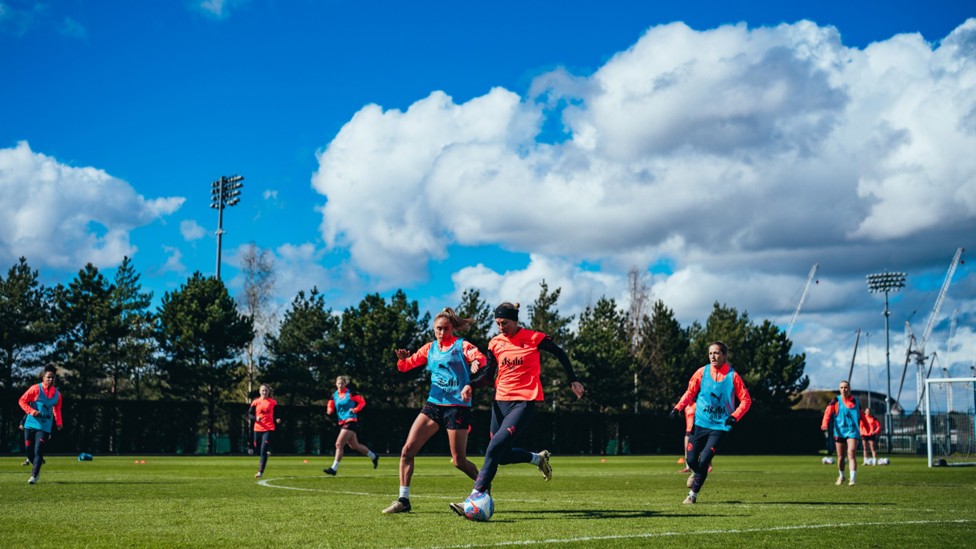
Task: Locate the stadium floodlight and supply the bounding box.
[867,271,906,453]
[210,175,245,280]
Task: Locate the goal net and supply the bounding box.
[925,377,976,467]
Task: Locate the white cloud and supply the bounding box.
[0,141,184,269]
[263,190,278,201]
[313,20,976,287]
[180,219,207,241]
[309,19,976,407]
[451,254,632,321]
[160,246,185,274]
[848,21,976,240]
[312,88,540,286]
[224,241,363,313]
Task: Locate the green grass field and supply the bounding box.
[2,453,973,548]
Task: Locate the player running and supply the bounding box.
[248,383,280,478]
[323,375,378,475]
[382,307,488,514]
[19,364,63,484]
[821,380,865,485]
[449,302,585,520]
[669,341,751,504]
[678,404,714,474]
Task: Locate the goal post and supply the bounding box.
[925,377,976,467]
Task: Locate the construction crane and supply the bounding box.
[910,247,964,413]
[944,307,959,376]
[897,321,915,407]
[786,263,819,338]
[944,308,959,411]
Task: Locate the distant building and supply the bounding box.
[794,389,903,416]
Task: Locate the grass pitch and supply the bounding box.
[2,453,973,548]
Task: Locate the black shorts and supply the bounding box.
[339,421,359,433]
[420,402,470,430]
[862,435,877,443]
[833,436,859,443]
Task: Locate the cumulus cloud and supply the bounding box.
[313,20,976,289]
[310,19,976,401]
[0,141,184,269]
[451,254,625,314]
[312,88,540,286]
[225,242,362,313]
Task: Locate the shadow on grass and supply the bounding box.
[502,508,679,520]
[45,480,183,485]
[737,501,895,506]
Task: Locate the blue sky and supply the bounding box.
[2,0,975,410]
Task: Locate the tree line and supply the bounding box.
[0,255,808,453]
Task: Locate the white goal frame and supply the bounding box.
[925,377,976,467]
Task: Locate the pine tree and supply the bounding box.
[111,256,155,400]
[264,288,338,407]
[53,263,124,400]
[156,273,253,454]
[337,291,429,409]
[527,280,577,411]
[573,298,631,413]
[0,258,57,451]
[638,300,691,411]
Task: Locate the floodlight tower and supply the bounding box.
[210,175,244,280]
[866,271,906,452]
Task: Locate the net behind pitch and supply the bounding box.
[925,377,976,467]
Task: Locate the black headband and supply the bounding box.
[494,305,518,322]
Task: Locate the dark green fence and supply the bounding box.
[4,399,828,456]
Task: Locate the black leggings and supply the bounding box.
[686,425,727,493]
[474,401,537,494]
[25,429,50,478]
[253,431,273,473]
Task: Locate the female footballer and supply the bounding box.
[382,307,488,514]
[323,375,378,475]
[249,383,280,478]
[449,302,585,520]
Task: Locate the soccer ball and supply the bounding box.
[463,491,494,522]
[877,457,890,466]
[821,457,835,465]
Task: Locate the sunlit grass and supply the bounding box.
[2,454,973,547]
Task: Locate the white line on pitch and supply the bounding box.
[257,476,550,502]
[408,519,974,549]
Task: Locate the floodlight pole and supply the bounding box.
[210,175,244,280]
[866,271,906,454]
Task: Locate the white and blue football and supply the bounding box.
[463,491,494,522]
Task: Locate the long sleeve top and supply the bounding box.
[19,384,63,429]
[675,363,752,422]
